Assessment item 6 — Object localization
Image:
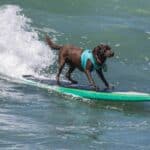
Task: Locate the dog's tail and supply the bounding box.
[45,35,62,50]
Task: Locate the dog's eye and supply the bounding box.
[102,50,105,54]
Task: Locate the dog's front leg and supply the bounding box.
[96,69,109,88]
[85,70,98,91]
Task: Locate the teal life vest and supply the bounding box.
[81,49,106,71]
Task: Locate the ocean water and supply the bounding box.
[0,0,150,149]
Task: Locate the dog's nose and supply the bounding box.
[111,52,114,57]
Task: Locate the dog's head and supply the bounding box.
[93,44,114,64]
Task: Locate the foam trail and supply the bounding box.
[0,5,54,78]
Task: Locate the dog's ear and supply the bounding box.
[98,44,106,55]
[93,46,98,55]
[93,45,102,64]
[93,45,102,55]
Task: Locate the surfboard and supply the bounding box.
[22,75,150,101]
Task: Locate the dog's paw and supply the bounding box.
[71,80,78,84]
[95,86,100,91]
[107,84,115,90]
[56,80,61,85]
[90,84,99,91]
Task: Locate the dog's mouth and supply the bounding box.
[105,51,114,58]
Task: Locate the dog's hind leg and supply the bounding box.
[56,59,65,85]
[66,66,78,84]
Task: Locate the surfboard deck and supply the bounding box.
[22,75,150,101]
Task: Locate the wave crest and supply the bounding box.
[0,5,54,78]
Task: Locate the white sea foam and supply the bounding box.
[0,5,55,78]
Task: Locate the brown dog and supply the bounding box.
[46,35,114,90]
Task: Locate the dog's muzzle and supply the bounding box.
[106,51,114,57]
[110,52,114,57]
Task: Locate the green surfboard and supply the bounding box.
[22,75,150,101]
